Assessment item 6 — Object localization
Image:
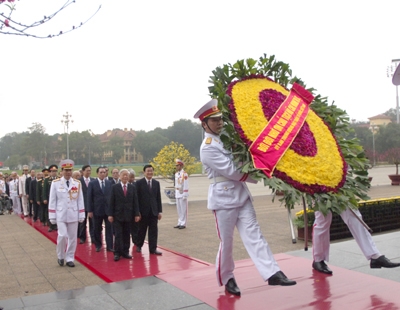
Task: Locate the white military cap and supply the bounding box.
[59,159,74,170]
[175,159,184,166]
[193,99,222,121]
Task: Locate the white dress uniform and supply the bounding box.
[313,208,380,262]
[49,177,85,263]
[0,179,5,193]
[19,174,30,216]
[9,179,21,215]
[200,132,280,286]
[175,168,189,227]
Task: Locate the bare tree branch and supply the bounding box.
[0,0,101,38]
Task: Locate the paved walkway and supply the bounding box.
[1,167,400,309]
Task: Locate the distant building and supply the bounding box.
[368,114,392,127]
[99,128,143,164]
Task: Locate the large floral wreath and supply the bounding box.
[208,54,370,215]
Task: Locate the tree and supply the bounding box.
[134,131,169,162]
[108,136,124,164]
[375,123,400,153]
[151,142,198,183]
[384,108,398,123]
[382,148,400,175]
[0,0,101,38]
[25,122,49,163]
[166,119,203,159]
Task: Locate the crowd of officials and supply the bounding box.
[0,160,188,266]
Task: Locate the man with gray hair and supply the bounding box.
[19,165,30,216]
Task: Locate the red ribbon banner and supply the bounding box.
[249,83,314,178]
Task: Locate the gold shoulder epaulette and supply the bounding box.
[205,137,212,144]
[53,178,60,182]
[74,178,81,183]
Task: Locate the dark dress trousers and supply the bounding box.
[108,183,139,256]
[135,178,162,253]
[29,178,39,221]
[78,177,95,242]
[87,179,113,250]
[25,177,33,216]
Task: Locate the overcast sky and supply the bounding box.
[1,0,400,138]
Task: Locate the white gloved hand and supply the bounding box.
[50,220,57,225]
[78,219,84,223]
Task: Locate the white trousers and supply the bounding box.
[313,208,380,262]
[56,221,79,262]
[176,197,188,226]
[10,195,21,215]
[213,199,280,286]
[21,195,28,216]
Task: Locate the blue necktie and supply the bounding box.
[66,180,69,188]
[101,181,105,192]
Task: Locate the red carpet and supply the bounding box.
[22,216,400,309]
[22,216,210,283]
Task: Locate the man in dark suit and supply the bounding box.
[135,164,163,255]
[25,169,35,217]
[109,168,120,184]
[28,170,39,222]
[78,164,95,244]
[43,164,58,232]
[87,166,114,252]
[108,169,140,261]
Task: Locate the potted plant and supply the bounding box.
[151,141,198,204]
[293,209,315,239]
[383,148,400,185]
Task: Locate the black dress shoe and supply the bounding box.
[225,278,241,296]
[48,228,53,232]
[370,255,400,268]
[96,246,101,252]
[57,259,64,266]
[312,260,333,274]
[268,271,296,286]
[107,248,115,252]
[150,250,162,255]
[173,225,180,228]
[114,255,120,261]
[79,239,85,244]
[136,247,142,253]
[122,254,132,259]
[179,226,186,229]
[66,261,75,267]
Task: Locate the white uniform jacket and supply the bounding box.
[48,177,85,223]
[0,179,5,194]
[18,174,29,196]
[175,170,189,199]
[9,179,19,196]
[200,132,257,210]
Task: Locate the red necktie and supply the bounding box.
[123,184,127,196]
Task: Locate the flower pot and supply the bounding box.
[297,226,313,240]
[163,187,176,205]
[388,174,400,186]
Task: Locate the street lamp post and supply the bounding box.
[387,59,400,124]
[370,125,378,166]
[88,129,93,165]
[61,112,73,159]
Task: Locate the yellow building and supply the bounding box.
[368,114,392,127]
[99,128,143,164]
